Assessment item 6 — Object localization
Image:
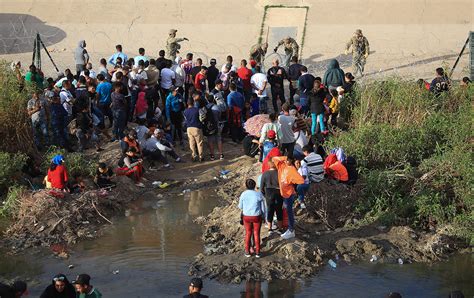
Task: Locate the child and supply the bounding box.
[295,160,309,209]
[261,129,278,161]
[328,89,339,127]
[116,147,145,187]
[94,162,116,189]
[336,86,345,104]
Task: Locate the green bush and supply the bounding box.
[0,152,28,193]
[41,146,96,178]
[0,185,26,217]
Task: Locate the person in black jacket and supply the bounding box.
[308,80,328,135]
[75,104,101,152]
[298,66,315,113]
[40,274,75,298]
[183,278,208,298]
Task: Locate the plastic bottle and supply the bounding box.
[398,258,404,265]
[328,259,337,268]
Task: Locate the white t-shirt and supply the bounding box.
[250,73,268,97]
[171,65,185,87]
[221,63,237,72]
[294,130,308,151]
[298,165,310,184]
[161,68,176,89]
[59,88,74,116]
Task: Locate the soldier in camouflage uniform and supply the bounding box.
[249,42,268,65]
[273,37,299,68]
[166,29,189,62]
[345,29,370,77]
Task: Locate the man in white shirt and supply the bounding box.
[134,48,149,67]
[80,63,97,79]
[171,57,185,89]
[59,80,74,119]
[250,65,269,114]
[221,55,237,72]
[160,60,176,100]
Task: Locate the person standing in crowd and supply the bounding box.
[108,44,128,66]
[190,58,203,84]
[145,59,160,89]
[207,58,219,90]
[183,278,208,298]
[430,67,451,96]
[72,274,102,298]
[194,66,208,95]
[267,59,287,113]
[227,83,244,143]
[25,64,44,89]
[181,53,194,99]
[288,56,303,103]
[273,156,304,240]
[184,98,204,162]
[156,50,170,71]
[302,145,325,183]
[260,160,283,234]
[59,80,74,122]
[238,178,266,258]
[323,59,345,89]
[278,103,296,158]
[204,93,223,160]
[308,80,327,135]
[221,55,237,72]
[160,60,176,101]
[40,274,76,298]
[74,40,89,77]
[171,57,185,93]
[297,66,315,113]
[110,82,127,141]
[27,90,49,149]
[237,59,253,100]
[0,280,28,298]
[95,74,113,128]
[134,47,148,67]
[166,87,185,146]
[250,65,269,114]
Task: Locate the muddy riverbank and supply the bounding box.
[190,157,469,283]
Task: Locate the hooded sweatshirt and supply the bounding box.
[273,156,305,199]
[40,274,76,298]
[74,40,89,65]
[322,59,345,88]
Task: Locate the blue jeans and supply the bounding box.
[311,113,326,135]
[32,120,49,147]
[112,110,126,140]
[296,184,310,204]
[283,194,296,231]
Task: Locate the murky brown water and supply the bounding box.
[0,189,472,297]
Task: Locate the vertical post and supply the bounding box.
[470,31,474,81]
[34,33,42,70]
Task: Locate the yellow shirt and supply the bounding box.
[329,97,339,113]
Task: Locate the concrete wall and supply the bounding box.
[0,0,472,79]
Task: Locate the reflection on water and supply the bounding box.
[0,188,472,297]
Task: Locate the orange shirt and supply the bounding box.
[273,156,305,199]
[328,161,349,182]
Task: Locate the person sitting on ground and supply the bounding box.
[72,274,102,298]
[47,155,69,191]
[94,162,116,189]
[295,159,309,209]
[323,153,348,183]
[153,129,181,162]
[429,67,450,96]
[260,160,283,234]
[40,273,76,298]
[183,277,208,298]
[238,178,266,258]
[116,147,145,187]
[302,145,325,183]
[121,130,142,155]
[273,156,304,240]
[0,280,28,298]
[460,76,471,89]
[140,131,171,169]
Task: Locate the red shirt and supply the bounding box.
[47,164,68,189]
[194,72,207,91]
[237,67,253,90]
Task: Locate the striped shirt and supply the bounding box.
[302,152,324,182]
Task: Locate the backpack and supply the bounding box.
[202,106,218,136]
[243,135,259,157]
[344,156,358,185]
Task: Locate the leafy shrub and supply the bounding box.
[41,146,96,178]
[0,185,26,217]
[0,152,28,193]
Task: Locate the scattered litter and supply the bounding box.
[159,182,170,189]
[156,194,164,199]
[328,259,337,268]
[213,177,218,180]
[220,170,231,176]
[152,181,163,186]
[125,210,131,217]
[82,221,90,224]
[68,264,74,269]
[112,270,120,275]
[222,175,228,179]
[370,255,377,262]
[182,189,191,194]
[335,254,339,260]
[398,258,404,265]
[194,179,198,182]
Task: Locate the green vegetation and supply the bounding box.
[327,80,473,243]
[41,146,97,178]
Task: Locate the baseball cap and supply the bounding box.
[210,58,216,64]
[189,277,203,289]
[267,130,276,139]
[72,274,91,286]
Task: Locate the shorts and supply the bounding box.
[207,123,223,143]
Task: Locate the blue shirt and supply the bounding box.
[108,52,128,66]
[96,81,112,105]
[227,91,244,110]
[165,93,183,119]
[238,190,266,217]
[183,107,202,129]
[134,55,149,67]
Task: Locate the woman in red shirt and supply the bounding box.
[47,155,69,190]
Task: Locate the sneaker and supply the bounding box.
[255,254,261,258]
[175,157,181,162]
[163,164,171,168]
[210,155,215,161]
[280,229,295,240]
[220,154,224,160]
[135,182,145,188]
[148,166,158,171]
[244,252,251,258]
[300,203,306,209]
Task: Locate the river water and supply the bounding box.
[0,189,472,297]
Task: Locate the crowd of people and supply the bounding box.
[5,35,472,297]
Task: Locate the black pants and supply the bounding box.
[170,111,183,143]
[280,142,295,159]
[98,103,113,128]
[264,188,283,222]
[271,86,285,113]
[143,149,169,165]
[289,81,297,104]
